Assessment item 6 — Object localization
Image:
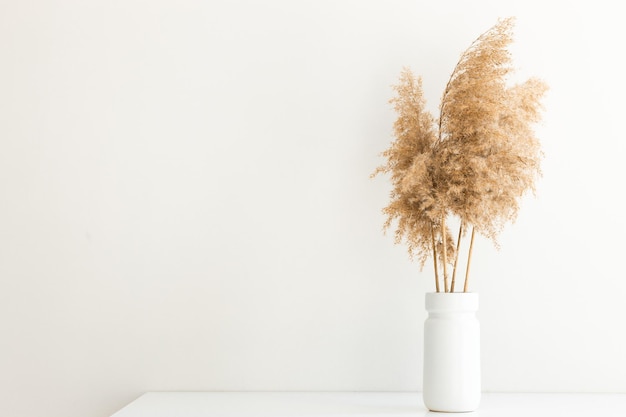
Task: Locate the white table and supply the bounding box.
[110,392,626,416]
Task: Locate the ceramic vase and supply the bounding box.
[423,292,481,412]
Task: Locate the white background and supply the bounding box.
[1,1,625,417]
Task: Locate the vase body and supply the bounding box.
[423,292,480,412]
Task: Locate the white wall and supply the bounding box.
[1,1,625,416]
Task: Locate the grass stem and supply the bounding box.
[463,227,476,292]
[431,223,440,292]
[450,221,464,292]
[442,214,449,292]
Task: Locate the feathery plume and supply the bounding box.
[373,18,547,292]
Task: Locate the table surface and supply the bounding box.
[110,392,626,416]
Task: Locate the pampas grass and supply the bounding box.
[373,17,547,292]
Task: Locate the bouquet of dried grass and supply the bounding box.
[373,18,547,292]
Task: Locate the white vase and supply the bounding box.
[423,292,481,412]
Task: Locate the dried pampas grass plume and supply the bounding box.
[373,17,547,292]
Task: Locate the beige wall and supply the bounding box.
[1,1,624,416]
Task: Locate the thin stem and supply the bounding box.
[450,221,464,292]
[441,213,449,292]
[463,227,476,292]
[431,222,440,293]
